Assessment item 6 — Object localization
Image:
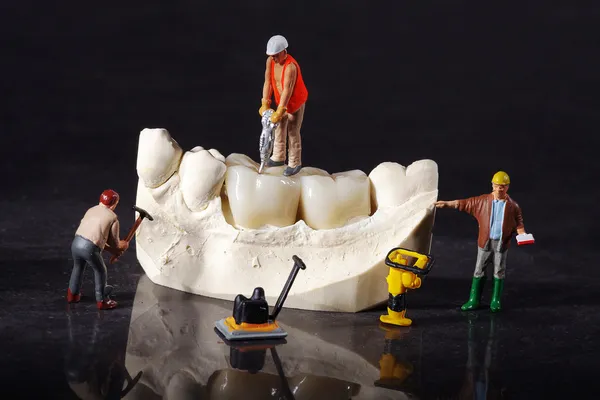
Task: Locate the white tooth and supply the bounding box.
[137,128,183,188]
[369,160,438,210]
[298,169,371,229]
[406,159,439,192]
[207,148,225,163]
[225,152,260,169]
[224,154,301,229]
[179,147,226,212]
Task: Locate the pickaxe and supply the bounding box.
[110,205,154,264]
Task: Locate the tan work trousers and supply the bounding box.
[272,103,305,168]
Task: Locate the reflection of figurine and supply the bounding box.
[208,337,360,400]
[435,171,529,312]
[65,309,142,399]
[220,338,295,399]
[258,34,308,176]
[374,325,415,391]
[380,248,434,326]
[67,190,128,310]
[456,314,506,399]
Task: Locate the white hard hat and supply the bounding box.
[266,35,288,55]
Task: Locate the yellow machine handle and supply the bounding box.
[385,248,435,277]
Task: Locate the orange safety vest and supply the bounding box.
[270,54,308,114]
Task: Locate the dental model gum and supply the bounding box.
[134,128,439,312]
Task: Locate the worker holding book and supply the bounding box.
[435,171,534,312]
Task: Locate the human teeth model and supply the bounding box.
[134,128,439,312]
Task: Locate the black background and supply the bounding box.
[1,1,599,398]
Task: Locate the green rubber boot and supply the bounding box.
[461,276,486,311]
[490,278,504,313]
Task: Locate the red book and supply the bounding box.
[516,233,535,246]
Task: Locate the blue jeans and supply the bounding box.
[69,235,111,302]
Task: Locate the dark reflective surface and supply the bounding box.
[52,263,599,399]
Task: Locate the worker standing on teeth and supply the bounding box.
[258,34,308,176]
[435,171,528,312]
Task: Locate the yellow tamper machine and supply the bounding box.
[379,247,434,327]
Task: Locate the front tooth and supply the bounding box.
[137,128,183,188]
[298,169,371,229]
[369,160,438,210]
[224,154,300,229]
[179,146,227,212]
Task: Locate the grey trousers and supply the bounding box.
[69,235,110,302]
[473,239,507,279]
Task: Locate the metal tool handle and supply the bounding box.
[270,255,306,321]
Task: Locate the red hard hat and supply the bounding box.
[100,189,119,206]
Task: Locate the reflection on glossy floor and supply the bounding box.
[61,272,514,400]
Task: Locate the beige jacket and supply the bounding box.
[75,204,120,250]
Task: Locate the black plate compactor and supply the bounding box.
[215,255,306,340]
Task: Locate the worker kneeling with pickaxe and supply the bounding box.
[67,189,153,310]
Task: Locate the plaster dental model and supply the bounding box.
[436,171,531,312]
[258,34,308,176]
[134,127,438,312]
[67,189,129,310]
[379,248,434,327]
[123,275,414,400]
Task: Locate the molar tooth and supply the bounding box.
[298,169,371,229]
[137,128,183,188]
[406,159,439,193]
[369,160,438,210]
[224,154,300,229]
[179,147,226,212]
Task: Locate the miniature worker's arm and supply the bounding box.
[105,220,128,256]
[259,57,273,116]
[401,271,421,289]
[435,200,459,209]
[271,63,296,123]
[436,196,478,216]
[515,203,526,235]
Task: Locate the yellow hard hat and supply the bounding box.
[491,171,510,185]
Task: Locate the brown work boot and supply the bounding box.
[97,299,117,310]
[67,288,81,303]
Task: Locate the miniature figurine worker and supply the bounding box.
[435,171,527,312]
[258,34,308,176]
[67,189,128,310]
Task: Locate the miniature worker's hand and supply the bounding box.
[435,200,458,209]
[118,240,129,252]
[259,99,272,116]
[270,106,287,123]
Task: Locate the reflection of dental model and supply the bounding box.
[123,275,415,400]
[134,128,438,312]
